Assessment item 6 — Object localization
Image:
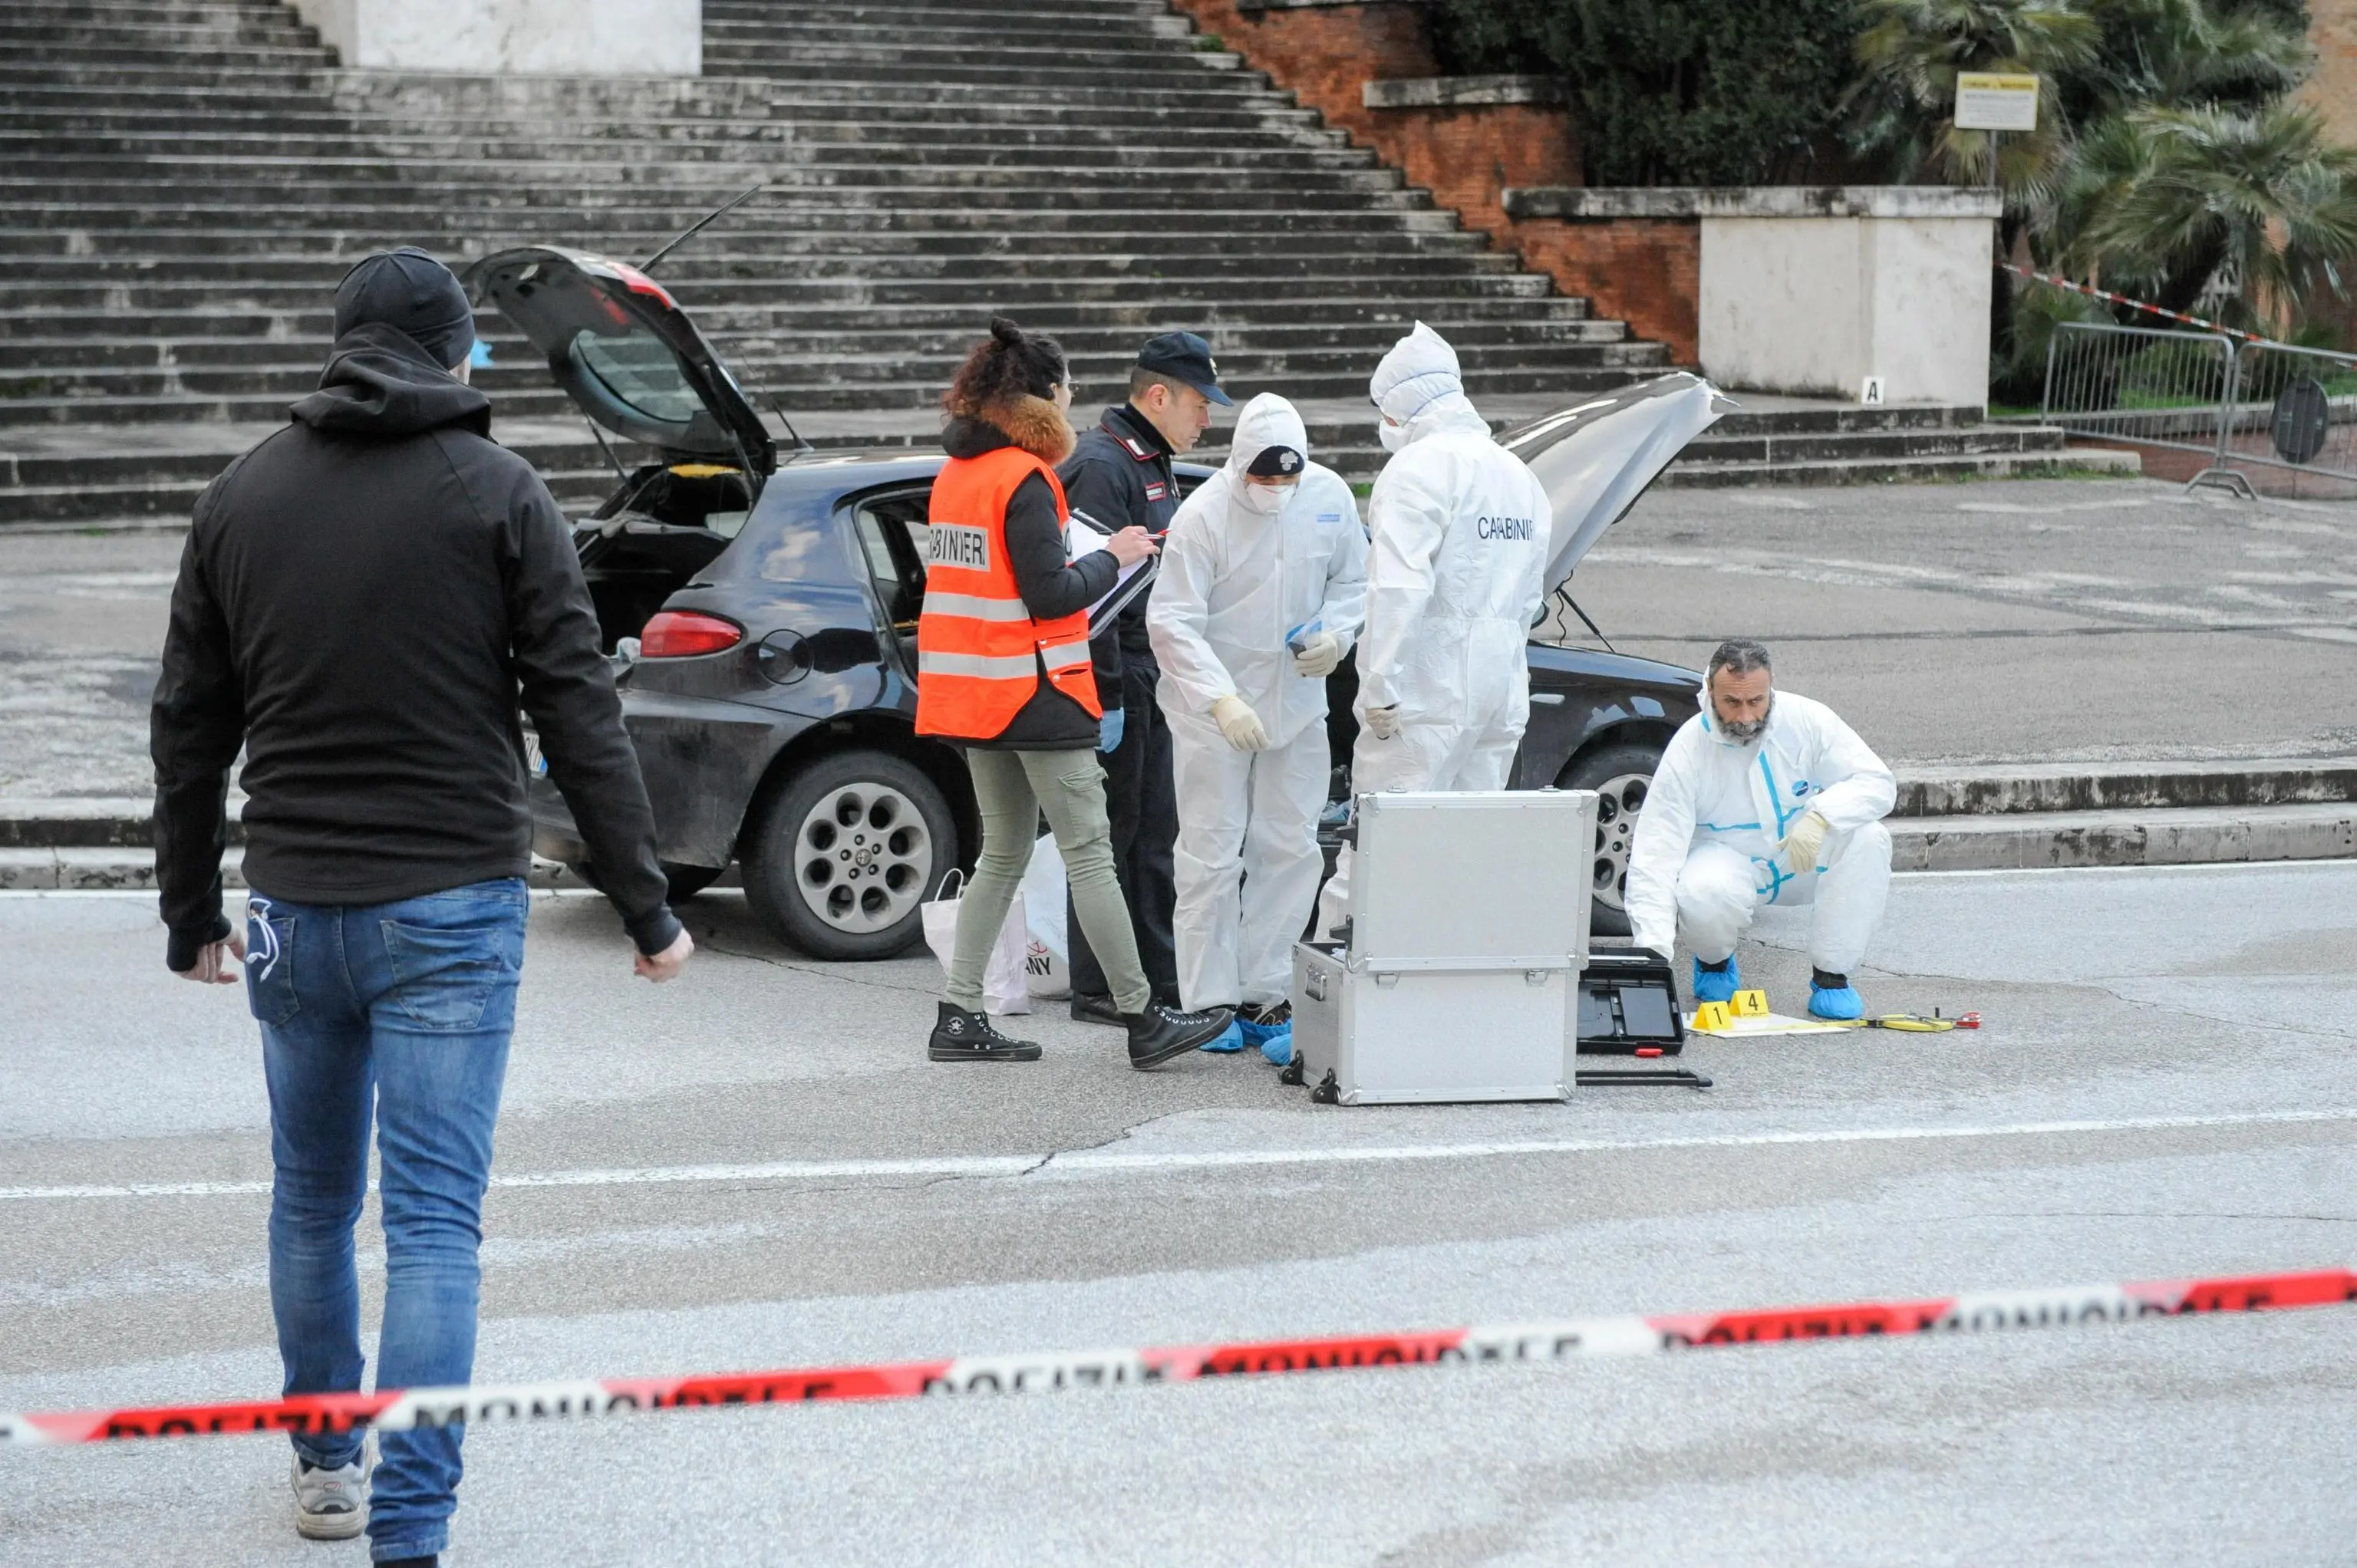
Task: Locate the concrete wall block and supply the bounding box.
[1700,213,1992,405]
[292,0,702,77]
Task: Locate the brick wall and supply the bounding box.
[1367,103,1580,236]
[1511,219,1701,364]
[2305,0,2357,145]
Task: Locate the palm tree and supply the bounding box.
[2066,101,2357,328]
[1849,0,2103,199]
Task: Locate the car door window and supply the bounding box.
[849,484,931,634]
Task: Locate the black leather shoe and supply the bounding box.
[1069,991,1125,1028]
[1125,1002,1235,1069]
[928,1002,1041,1062]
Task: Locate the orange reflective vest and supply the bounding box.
[915,445,1102,741]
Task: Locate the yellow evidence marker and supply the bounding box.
[1690,1001,1733,1033]
[1730,989,1770,1017]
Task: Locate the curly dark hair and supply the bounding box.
[944,316,1067,416]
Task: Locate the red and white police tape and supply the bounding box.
[6,1267,2352,1447]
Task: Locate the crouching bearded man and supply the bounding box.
[1624,638,1895,1020]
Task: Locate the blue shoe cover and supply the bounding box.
[1692,956,1740,1006]
[1198,1020,1246,1053]
[1253,1025,1294,1066]
[1808,983,1864,1020]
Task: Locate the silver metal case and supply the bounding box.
[1294,789,1597,1105]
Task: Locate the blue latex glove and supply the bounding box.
[1098,707,1126,754]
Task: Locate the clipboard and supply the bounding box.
[1068,508,1157,634]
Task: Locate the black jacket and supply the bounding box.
[939,414,1119,750]
[1060,404,1182,705]
[150,324,682,970]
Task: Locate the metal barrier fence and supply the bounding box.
[2041,321,2357,496]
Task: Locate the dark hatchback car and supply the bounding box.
[471,248,1715,960]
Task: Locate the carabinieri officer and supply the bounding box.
[1055,331,1231,1026]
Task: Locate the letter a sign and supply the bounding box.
[1955,73,2038,133]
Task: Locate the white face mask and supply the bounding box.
[1235,480,1290,516]
[1378,418,1407,453]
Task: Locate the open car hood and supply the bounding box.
[466,245,776,476]
[1498,373,1735,595]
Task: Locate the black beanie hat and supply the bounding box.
[333,247,476,369]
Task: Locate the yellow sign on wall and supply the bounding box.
[1956,73,2039,133]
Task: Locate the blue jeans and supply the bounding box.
[246,878,527,1564]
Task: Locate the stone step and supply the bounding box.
[1653,447,2143,487]
[0,121,1358,158]
[1673,426,2074,465]
[0,295,1594,344]
[0,338,1662,403]
[5,143,1386,180]
[0,315,1621,372]
[0,266,1554,313]
[1887,802,2357,872]
[1,179,1436,214]
[1891,758,2357,817]
[0,158,1413,196]
[8,206,1464,247]
[0,361,1659,432]
[0,97,1337,135]
[0,324,1624,382]
[0,240,1524,289]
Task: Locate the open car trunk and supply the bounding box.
[1498,372,1735,600]
[466,245,779,651]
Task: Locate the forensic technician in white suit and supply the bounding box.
[1624,638,1896,1020]
[1313,322,1553,937]
[1150,393,1366,1059]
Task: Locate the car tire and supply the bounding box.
[743,749,955,960]
[1559,740,1663,939]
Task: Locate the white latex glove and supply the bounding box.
[1363,704,1399,740]
[1782,808,1829,874]
[1291,630,1342,678]
[1211,694,1271,752]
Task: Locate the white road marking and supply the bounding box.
[4,1108,2352,1203]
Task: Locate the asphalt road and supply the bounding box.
[2,474,2346,797]
[1579,476,2357,766]
[5,861,2356,1563]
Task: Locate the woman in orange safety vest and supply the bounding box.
[917,319,1233,1068]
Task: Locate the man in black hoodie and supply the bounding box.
[150,248,691,1567]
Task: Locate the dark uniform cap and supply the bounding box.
[1244,445,1304,478]
[1136,331,1233,407]
[333,247,476,369]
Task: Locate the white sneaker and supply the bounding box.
[290,1440,370,1540]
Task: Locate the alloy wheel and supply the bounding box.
[793,782,933,935]
[1590,772,1650,914]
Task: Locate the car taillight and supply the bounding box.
[640,611,743,658]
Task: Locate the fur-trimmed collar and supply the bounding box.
[943,394,1074,466]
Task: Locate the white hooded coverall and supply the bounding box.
[1314,323,1553,935]
[1624,690,1897,976]
[1149,394,1369,1010]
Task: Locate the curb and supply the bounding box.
[1891,802,2357,872]
[9,763,2357,885]
[0,846,590,894]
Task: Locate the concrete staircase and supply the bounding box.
[0,0,1678,529]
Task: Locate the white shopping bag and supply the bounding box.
[920,869,1032,1016]
[1020,832,1070,999]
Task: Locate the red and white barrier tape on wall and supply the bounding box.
[2000,262,2270,344]
[5,1267,2351,1447]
